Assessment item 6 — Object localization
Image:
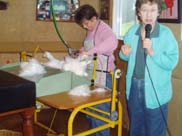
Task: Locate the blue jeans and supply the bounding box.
[128,77,168,136]
[87,73,112,136]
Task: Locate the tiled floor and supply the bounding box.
[0,108,129,136]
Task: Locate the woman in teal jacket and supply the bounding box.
[119,0,179,136]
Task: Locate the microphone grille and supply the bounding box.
[145,24,152,32]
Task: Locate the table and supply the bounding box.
[36,89,122,136]
[0,70,36,136]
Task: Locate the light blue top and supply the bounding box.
[119,23,179,109]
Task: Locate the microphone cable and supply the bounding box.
[144,52,172,136]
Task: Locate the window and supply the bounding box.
[112,0,137,39]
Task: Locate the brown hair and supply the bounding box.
[135,0,163,21]
[74,4,98,25]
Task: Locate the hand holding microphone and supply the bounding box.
[143,24,154,56]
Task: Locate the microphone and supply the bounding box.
[145,24,152,38]
[144,24,152,56]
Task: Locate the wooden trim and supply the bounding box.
[0,41,82,53]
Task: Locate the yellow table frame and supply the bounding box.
[34,54,123,136]
[35,71,122,136]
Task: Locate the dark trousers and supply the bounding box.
[128,77,168,136]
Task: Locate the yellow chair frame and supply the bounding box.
[34,55,123,136]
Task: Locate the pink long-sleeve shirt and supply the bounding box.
[82,20,118,71]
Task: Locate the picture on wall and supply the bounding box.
[158,0,182,23]
[36,0,80,21]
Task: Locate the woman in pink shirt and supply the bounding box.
[74,4,118,136]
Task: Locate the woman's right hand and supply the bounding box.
[121,45,132,56]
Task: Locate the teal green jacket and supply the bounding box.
[119,23,179,109]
